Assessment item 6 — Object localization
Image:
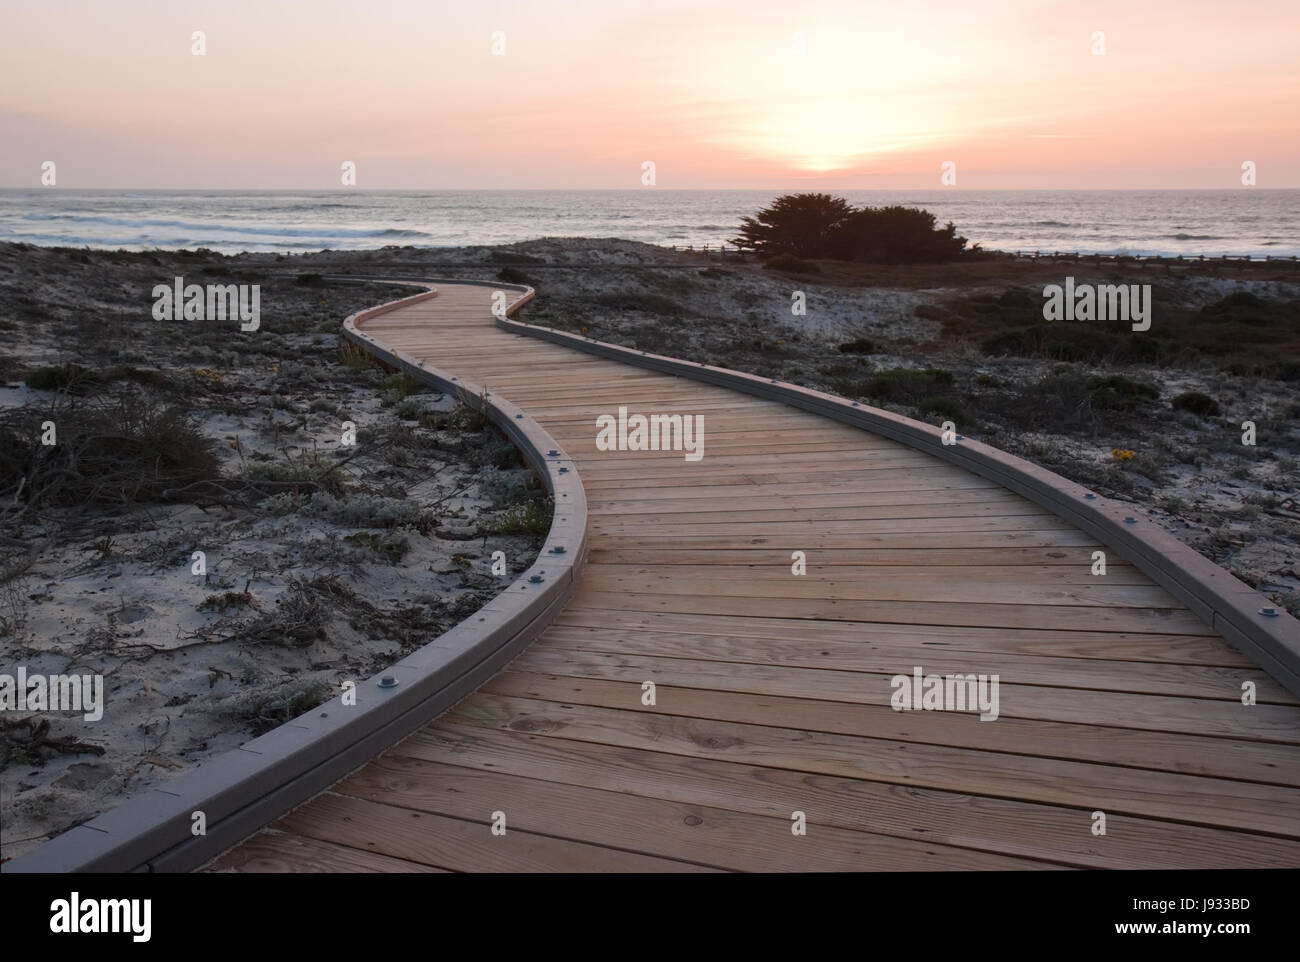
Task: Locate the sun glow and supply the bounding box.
[1,0,1298,187]
[721,99,939,173]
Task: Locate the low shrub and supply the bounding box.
[763,253,821,274]
[1172,391,1221,416]
[837,338,875,354]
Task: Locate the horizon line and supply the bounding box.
[4,186,1297,193]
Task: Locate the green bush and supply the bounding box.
[1,392,221,507]
[733,193,968,263]
[338,343,373,372]
[920,396,968,422]
[836,338,875,354]
[1172,391,1221,416]
[763,253,821,274]
[1085,374,1159,410]
[379,373,427,405]
[829,206,968,264]
[344,530,410,562]
[497,266,532,285]
[25,363,102,392]
[486,497,553,536]
[863,367,955,404]
[913,304,950,322]
[734,193,853,258]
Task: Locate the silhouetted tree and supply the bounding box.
[731,193,854,258]
[734,195,969,263]
[829,206,968,263]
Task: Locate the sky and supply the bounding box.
[1,0,1297,189]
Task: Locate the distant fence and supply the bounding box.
[664,243,746,257]
[1005,251,1299,265]
[664,243,1298,267]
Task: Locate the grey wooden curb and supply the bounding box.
[494,304,1300,700]
[2,281,587,873]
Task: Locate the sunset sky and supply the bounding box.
[2,0,1297,189]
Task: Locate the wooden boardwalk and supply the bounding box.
[210,283,1300,871]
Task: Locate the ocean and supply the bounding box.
[1,188,1297,259]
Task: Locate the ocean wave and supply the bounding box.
[20,212,431,240]
[5,189,1297,257]
[0,228,433,250]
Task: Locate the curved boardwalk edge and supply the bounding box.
[495,310,1300,698]
[1,284,586,874]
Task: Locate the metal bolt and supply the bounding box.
[378,675,399,688]
[515,413,523,419]
[548,449,559,457]
[549,546,566,554]
[1260,607,1279,617]
[1084,493,1097,500]
[1124,517,1137,524]
[529,575,544,583]
[559,466,569,473]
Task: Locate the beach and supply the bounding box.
[0,243,552,859]
[1,233,1298,863]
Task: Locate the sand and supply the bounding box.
[2,236,1297,861]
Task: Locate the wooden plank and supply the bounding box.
[507,649,1300,742]
[590,516,1082,536]
[202,830,446,873]
[568,589,1214,634]
[336,757,1051,871]
[585,560,1152,583]
[551,609,1234,660]
[444,692,1300,837]
[589,488,1036,511]
[537,624,1296,703]
[400,723,1300,869]
[586,547,1118,567]
[486,668,1300,784]
[587,502,1059,525]
[592,530,1107,548]
[583,472,1006,495]
[274,791,716,872]
[578,567,1180,608]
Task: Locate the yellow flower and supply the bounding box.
[1111,448,1135,461]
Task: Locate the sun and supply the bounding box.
[725,98,925,173]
